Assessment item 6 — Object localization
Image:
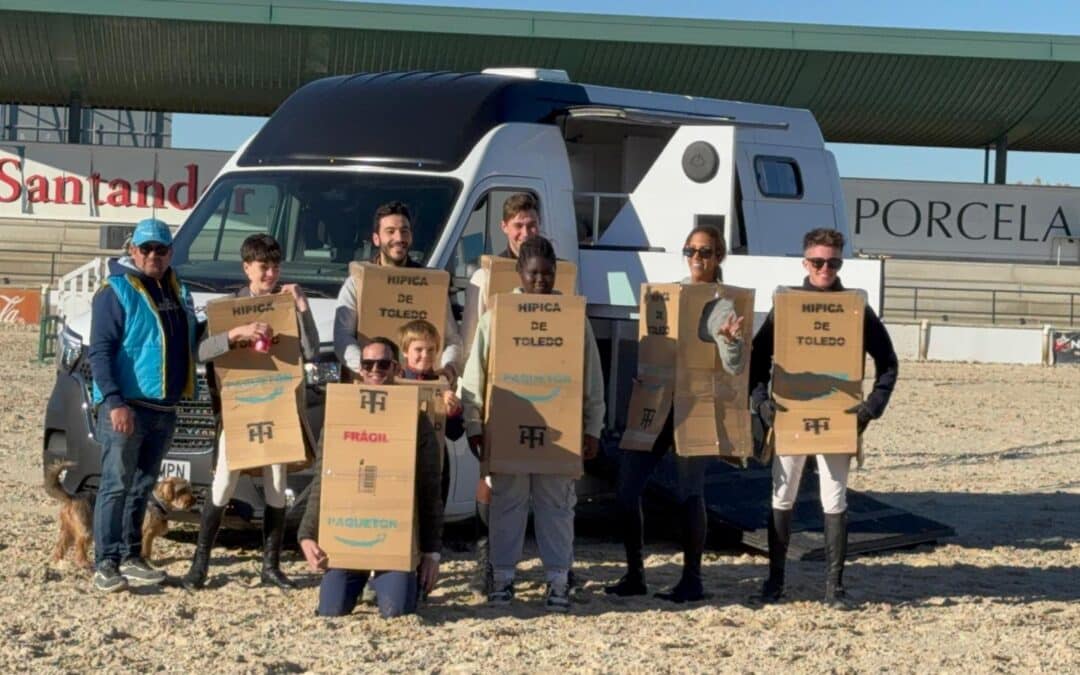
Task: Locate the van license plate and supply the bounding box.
[158,459,191,481]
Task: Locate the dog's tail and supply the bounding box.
[44,461,75,503]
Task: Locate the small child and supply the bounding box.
[397,319,464,440]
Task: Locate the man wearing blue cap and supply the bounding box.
[87,218,198,592]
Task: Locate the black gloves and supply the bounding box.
[847,404,874,434]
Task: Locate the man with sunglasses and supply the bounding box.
[87,218,198,593]
[298,338,444,618]
[749,228,898,608]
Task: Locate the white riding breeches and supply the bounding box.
[771,453,851,514]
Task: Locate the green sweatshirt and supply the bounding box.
[460,289,606,441]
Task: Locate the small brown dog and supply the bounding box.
[45,462,196,568]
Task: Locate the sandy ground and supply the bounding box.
[0,328,1077,673]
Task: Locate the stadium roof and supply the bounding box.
[3,0,1080,151]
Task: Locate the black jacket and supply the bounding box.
[297,412,444,555]
[749,277,898,419]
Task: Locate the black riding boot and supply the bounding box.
[181,503,225,591]
[260,506,296,589]
[824,511,849,608]
[655,497,706,603]
[605,498,648,596]
[760,508,792,603]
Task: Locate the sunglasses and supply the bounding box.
[138,243,171,256]
[360,358,395,372]
[682,246,714,259]
[806,257,843,271]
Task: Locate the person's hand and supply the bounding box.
[717,313,745,344]
[109,405,134,435]
[228,321,270,346]
[418,554,440,594]
[436,364,458,390]
[441,390,462,417]
[300,538,328,572]
[468,435,484,461]
[583,435,600,460]
[281,284,309,313]
[846,404,874,434]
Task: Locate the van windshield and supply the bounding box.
[171,171,461,294]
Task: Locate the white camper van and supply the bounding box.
[44,69,880,526]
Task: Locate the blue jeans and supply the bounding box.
[93,403,177,567]
[318,569,418,618]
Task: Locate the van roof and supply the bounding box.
[238,71,588,172]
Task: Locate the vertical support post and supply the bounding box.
[67,95,82,144]
[994,135,1008,185]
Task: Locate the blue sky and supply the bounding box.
[172,0,1080,185]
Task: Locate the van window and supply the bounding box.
[754,156,803,199]
[448,188,540,282]
[445,188,539,315]
[172,172,461,294]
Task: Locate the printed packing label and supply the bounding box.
[484,293,586,477]
[320,384,421,572]
[351,262,449,365]
[771,288,865,456]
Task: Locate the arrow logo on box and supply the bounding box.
[236,387,284,404]
[334,534,388,548]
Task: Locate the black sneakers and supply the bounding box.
[119,557,166,587]
[93,560,129,593]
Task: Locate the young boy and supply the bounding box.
[397,319,464,440]
[181,233,320,591]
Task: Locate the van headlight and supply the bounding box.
[59,327,83,373]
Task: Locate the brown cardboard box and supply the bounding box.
[620,283,679,451]
[484,293,586,477]
[350,262,449,361]
[398,380,449,461]
[480,255,578,306]
[620,283,755,459]
[206,294,306,471]
[771,289,865,456]
[673,283,755,458]
[319,384,421,572]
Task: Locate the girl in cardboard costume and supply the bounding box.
[459,235,605,613]
[605,225,746,603]
[181,234,320,591]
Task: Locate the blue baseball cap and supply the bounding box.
[132,218,173,247]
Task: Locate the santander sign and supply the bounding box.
[0,160,200,211]
[0,141,229,226]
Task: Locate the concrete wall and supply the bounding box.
[884,320,1051,365]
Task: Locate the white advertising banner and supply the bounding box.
[0,141,230,226]
[844,178,1080,264]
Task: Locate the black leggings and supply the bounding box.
[615,412,707,576]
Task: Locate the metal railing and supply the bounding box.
[885,285,1079,326]
[0,247,112,286]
